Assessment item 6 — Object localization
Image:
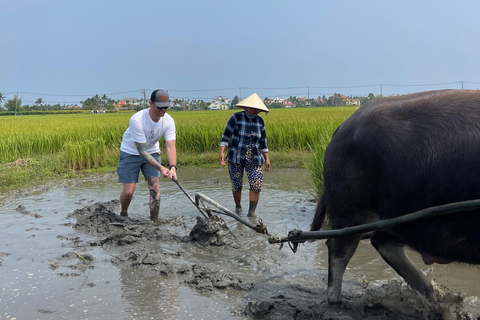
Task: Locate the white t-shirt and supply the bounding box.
[120,109,176,155]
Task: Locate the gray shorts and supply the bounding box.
[117,151,161,183]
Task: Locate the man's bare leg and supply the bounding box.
[120,183,136,216]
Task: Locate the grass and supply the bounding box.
[0,107,356,195]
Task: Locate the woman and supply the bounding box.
[219,93,271,218]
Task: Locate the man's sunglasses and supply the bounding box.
[157,106,169,110]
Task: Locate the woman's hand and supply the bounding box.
[219,146,226,165]
[265,159,271,172]
[219,153,226,166]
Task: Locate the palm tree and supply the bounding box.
[35,98,43,111]
[0,92,5,111]
[101,94,108,108]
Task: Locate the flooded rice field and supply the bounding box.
[0,167,479,319]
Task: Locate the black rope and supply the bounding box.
[269,199,480,253]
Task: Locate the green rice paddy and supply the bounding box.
[0,107,356,194]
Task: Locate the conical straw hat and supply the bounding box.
[236,93,269,112]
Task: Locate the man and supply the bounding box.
[117,89,177,221]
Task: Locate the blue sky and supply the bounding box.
[1,0,480,105]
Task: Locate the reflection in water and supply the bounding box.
[119,268,180,320]
[118,264,246,320]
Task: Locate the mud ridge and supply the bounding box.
[59,200,480,320]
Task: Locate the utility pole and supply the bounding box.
[307,86,310,99]
[15,92,18,116]
[141,90,146,108]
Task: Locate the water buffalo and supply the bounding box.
[311,89,480,304]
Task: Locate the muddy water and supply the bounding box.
[0,167,479,320]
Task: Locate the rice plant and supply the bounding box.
[0,113,126,164]
[1,107,356,197]
[306,134,332,201]
[63,138,106,170]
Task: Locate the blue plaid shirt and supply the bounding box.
[220,111,268,166]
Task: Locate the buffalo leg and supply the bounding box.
[326,235,363,304]
[371,233,434,299]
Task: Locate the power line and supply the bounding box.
[11,90,144,97]
[2,81,479,105]
[241,86,308,90]
[381,81,461,87]
[3,81,471,97]
[168,87,239,92]
[309,84,380,89]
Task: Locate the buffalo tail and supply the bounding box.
[310,194,326,231]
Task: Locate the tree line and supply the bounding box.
[0,93,119,112]
[0,92,378,113]
[264,93,377,108]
